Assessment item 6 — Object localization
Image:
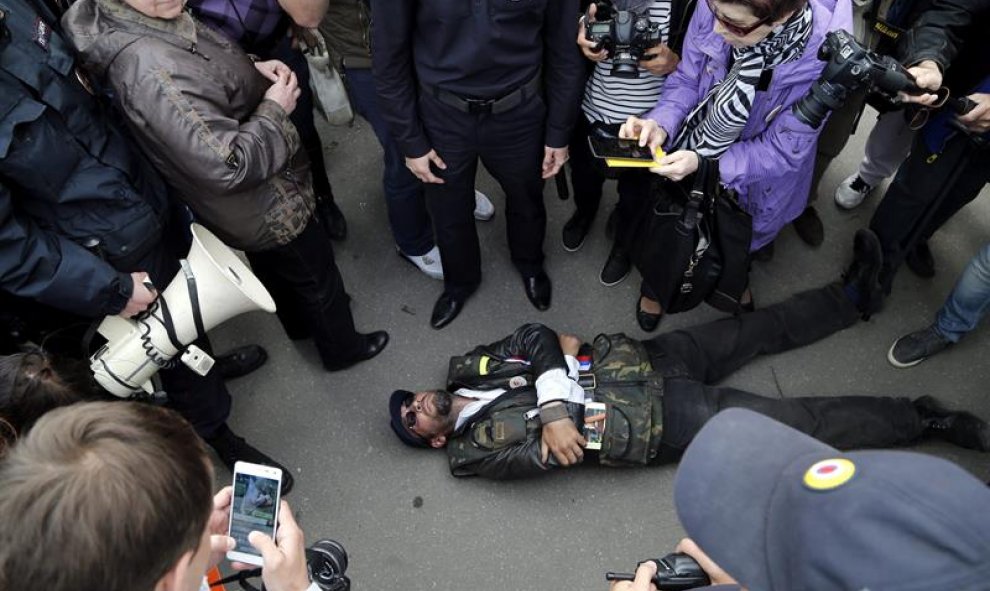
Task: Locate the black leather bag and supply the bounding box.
[628,157,753,314]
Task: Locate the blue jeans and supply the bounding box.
[345,67,434,256]
[935,243,990,342]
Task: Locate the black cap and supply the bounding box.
[389,389,429,448]
[674,409,990,590]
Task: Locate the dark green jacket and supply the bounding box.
[445,325,664,480]
[318,0,371,69]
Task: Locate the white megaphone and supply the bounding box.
[90,223,276,398]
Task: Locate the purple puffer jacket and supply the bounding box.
[646,0,852,250]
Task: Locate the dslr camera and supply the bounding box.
[585,0,662,78]
[793,29,918,128]
[606,552,711,590]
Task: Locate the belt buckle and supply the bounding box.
[464,97,494,114]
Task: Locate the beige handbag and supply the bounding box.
[299,29,354,126]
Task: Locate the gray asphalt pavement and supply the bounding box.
[209,109,990,591]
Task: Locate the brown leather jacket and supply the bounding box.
[62,0,314,251]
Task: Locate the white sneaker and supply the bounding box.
[473,190,495,221]
[399,245,444,280]
[834,173,874,210]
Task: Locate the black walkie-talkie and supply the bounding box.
[606,552,712,590]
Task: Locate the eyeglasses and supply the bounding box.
[706,0,772,36]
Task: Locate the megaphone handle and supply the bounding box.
[179,259,207,339]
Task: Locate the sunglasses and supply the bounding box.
[706,0,773,36]
[402,394,419,431]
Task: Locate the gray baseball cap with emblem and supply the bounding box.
[674,408,990,591]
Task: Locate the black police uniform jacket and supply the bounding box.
[0,0,169,317]
[445,324,665,480]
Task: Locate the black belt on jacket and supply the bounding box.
[422,74,541,115]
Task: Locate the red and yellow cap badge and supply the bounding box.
[803,458,856,491]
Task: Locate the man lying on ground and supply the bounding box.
[388,230,990,479]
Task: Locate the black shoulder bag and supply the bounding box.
[628,156,753,314]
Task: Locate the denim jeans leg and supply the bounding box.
[346,68,433,256]
[935,243,990,342]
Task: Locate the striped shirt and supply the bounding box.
[581,0,673,124]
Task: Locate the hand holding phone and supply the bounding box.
[227,462,283,567]
[245,501,311,591]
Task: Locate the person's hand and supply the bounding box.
[237,501,311,591]
[558,333,581,357]
[264,67,301,115]
[619,116,667,151]
[675,538,741,587]
[122,272,157,318]
[540,412,586,466]
[406,149,447,184]
[957,93,990,134]
[254,59,294,83]
[900,60,943,106]
[542,146,569,179]
[289,25,320,52]
[609,560,658,591]
[577,4,608,62]
[639,44,679,76]
[207,487,236,569]
[584,412,605,433]
[651,150,698,181]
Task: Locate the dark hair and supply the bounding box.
[715,0,807,23]
[0,350,105,448]
[0,401,214,591]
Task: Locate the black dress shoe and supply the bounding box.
[636,298,662,332]
[792,206,824,247]
[205,424,295,495]
[430,293,465,329]
[914,395,990,451]
[316,196,348,241]
[215,345,268,380]
[906,241,936,278]
[523,272,551,311]
[323,331,389,371]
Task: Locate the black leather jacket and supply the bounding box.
[898,0,990,95]
[445,323,584,480]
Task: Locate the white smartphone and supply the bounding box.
[227,461,283,566]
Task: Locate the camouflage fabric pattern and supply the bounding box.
[447,389,541,473]
[591,333,665,466]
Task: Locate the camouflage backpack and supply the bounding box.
[590,333,665,466]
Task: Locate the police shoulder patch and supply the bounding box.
[803,458,856,491]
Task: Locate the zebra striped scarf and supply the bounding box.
[672,4,814,158]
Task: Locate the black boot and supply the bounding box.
[206,424,295,494]
[792,206,825,247]
[316,195,348,241]
[215,345,268,380]
[842,229,884,319]
[914,396,990,452]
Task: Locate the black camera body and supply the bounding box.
[606,552,711,590]
[793,29,918,128]
[585,1,662,78]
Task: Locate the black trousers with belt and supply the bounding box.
[245,215,363,369]
[870,132,990,294]
[568,115,653,241]
[418,91,548,298]
[643,284,923,461]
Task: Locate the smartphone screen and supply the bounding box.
[228,465,281,564]
[588,136,657,161]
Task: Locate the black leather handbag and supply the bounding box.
[628,157,753,314]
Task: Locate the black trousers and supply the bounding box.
[568,115,653,245]
[643,284,923,459]
[870,132,990,293]
[419,92,548,297]
[245,216,362,368]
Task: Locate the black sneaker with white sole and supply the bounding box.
[888,325,952,368]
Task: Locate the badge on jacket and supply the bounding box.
[34,17,51,51]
